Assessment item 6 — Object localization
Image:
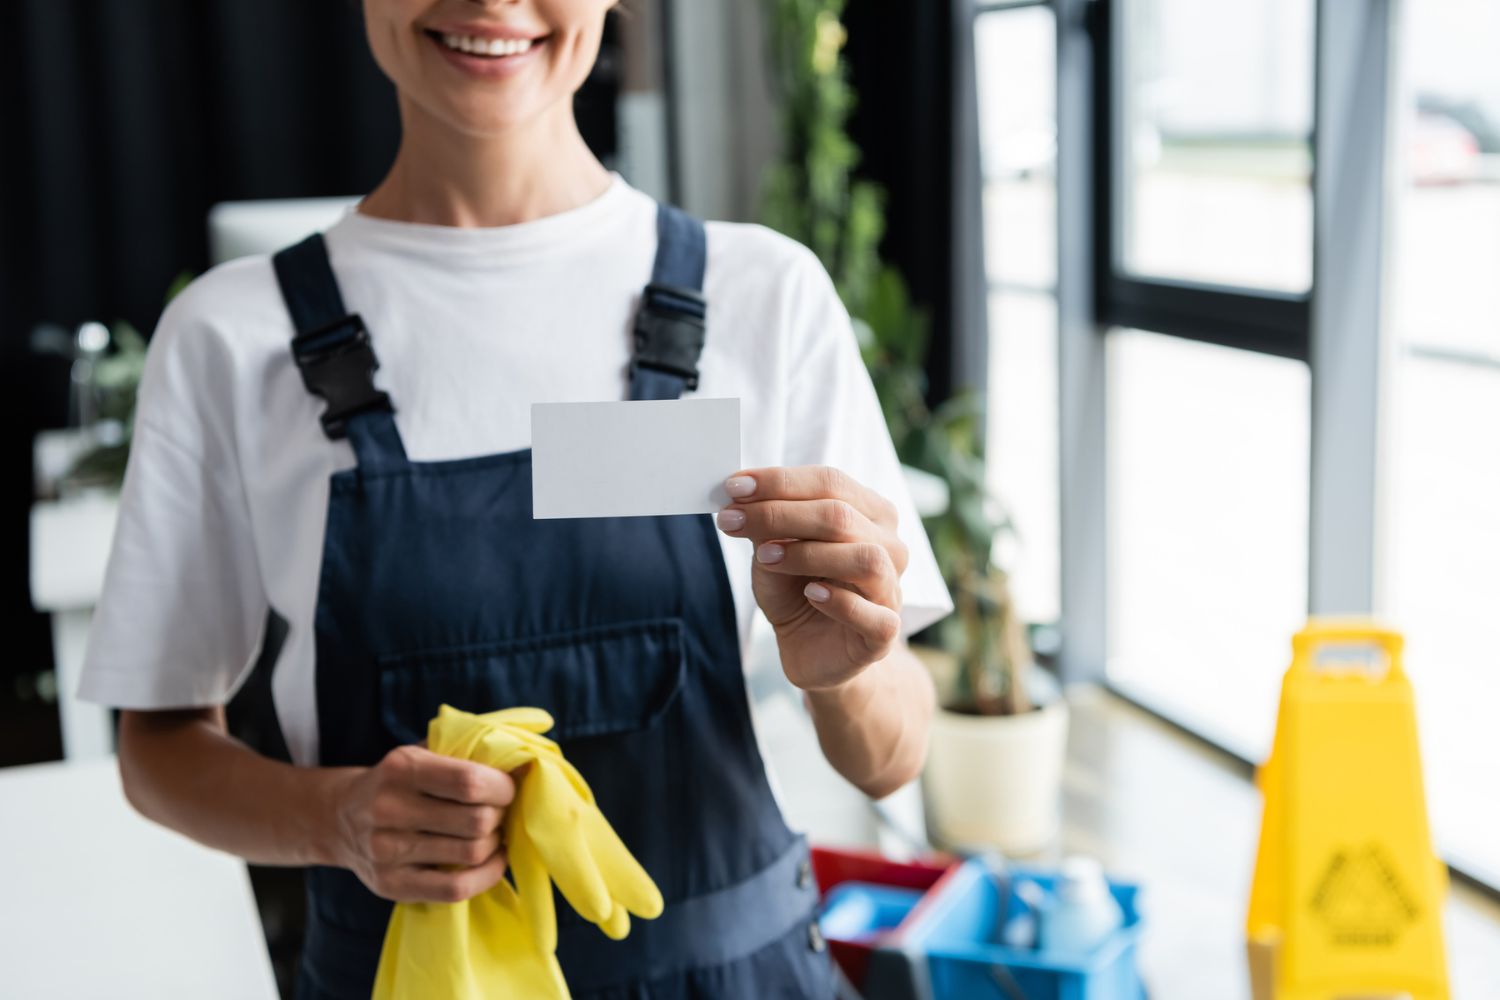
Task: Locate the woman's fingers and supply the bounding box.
[390,846,512,904]
[721,498,908,575]
[345,746,517,903]
[727,466,898,529]
[719,497,872,545]
[362,746,509,837]
[802,582,903,662]
[403,746,516,807]
[720,494,906,575]
[370,828,503,868]
[756,540,900,604]
[400,793,505,839]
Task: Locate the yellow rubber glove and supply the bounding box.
[372,705,664,1000]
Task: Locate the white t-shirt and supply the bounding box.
[78,175,953,766]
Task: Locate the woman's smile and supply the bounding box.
[421,23,551,79]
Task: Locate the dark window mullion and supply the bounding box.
[988,280,1058,298]
[975,0,1052,14]
[1100,275,1310,361]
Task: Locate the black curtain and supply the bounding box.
[842,0,958,404]
[0,1,618,766]
[0,0,405,765]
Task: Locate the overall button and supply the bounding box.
[796,858,814,890]
[807,921,827,953]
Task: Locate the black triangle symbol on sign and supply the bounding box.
[1308,843,1420,947]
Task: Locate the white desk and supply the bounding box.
[0,758,277,999]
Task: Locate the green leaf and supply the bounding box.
[759,0,1030,714]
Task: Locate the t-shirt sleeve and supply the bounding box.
[76,283,270,709]
[779,248,954,637]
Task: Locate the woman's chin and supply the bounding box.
[437,100,555,140]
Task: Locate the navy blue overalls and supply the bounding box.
[270,204,835,999]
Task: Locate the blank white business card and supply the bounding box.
[531,398,740,519]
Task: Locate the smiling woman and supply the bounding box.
[74,0,949,998]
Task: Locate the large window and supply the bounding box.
[971,0,1500,886]
[1385,0,1500,886]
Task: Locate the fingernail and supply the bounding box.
[758,542,785,564]
[717,508,746,531]
[725,476,757,499]
[805,582,831,602]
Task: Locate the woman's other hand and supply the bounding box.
[717,466,908,691]
[328,745,515,903]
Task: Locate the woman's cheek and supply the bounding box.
[361,0,428,95]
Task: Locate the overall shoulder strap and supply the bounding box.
[629,204,708,401]
[272,234,405,466]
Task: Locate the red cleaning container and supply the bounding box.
[811,846,956,988]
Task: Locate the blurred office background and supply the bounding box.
[5,0,1500,996]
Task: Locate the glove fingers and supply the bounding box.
[530,758,663,927]
[484,726,565,768]
[522,746,594,805]
[474,734,535,774]
[553,755,595,805]
[582,807,665,920]
[524,760,614,924]
[599,902,631,941]
[487,707,556,733]
[431,709,572,792]
[425,706,663,957]
[469,721,556,772]
[429,707,489,759]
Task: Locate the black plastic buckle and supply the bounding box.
[631,282,707,391]
[290,314,392,439]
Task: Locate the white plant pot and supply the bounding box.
[924,697,1070,856]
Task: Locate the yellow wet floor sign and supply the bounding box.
[1247,620,1449,999]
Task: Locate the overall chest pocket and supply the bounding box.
[376,617,688,746]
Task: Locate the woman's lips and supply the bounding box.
[424,29,548,78]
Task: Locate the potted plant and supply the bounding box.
[761,0,1067,854]
[901,393,1069,855]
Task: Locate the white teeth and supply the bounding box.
[438,33,535,57]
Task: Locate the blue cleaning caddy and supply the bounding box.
[830,858,1145,1000]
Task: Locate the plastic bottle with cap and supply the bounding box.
[1038,856,1124,957]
